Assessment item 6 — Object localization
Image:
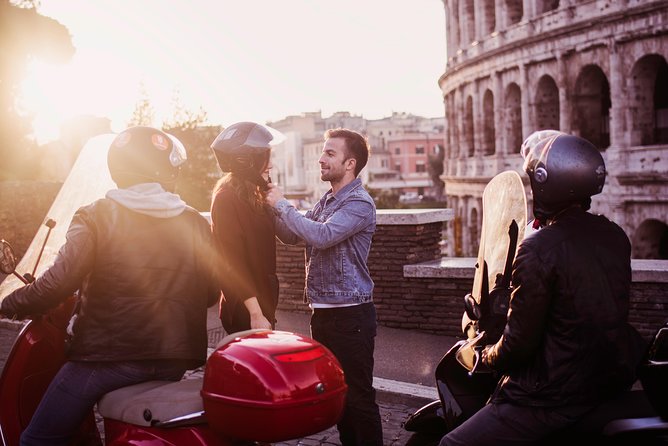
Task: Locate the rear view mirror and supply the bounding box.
[0,240,17,275]
[464,294,482,321]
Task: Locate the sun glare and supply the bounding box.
[17,0,446,145]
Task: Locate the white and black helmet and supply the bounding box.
[521,131,606,221]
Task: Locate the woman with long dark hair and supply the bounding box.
[210,121,295,334]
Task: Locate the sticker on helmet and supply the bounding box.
[152,133,170,151]
[114,131,132,147]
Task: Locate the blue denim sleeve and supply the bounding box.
[273,213,301,245]
[275,198,374,249]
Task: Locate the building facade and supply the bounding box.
[439,0,668,258]
[268,111,445,206]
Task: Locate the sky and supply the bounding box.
[19,0,447,143]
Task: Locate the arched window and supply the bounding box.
[535,75,560,131]
[505,0,523,25]
[446,94,458,159]
[536,0,560,15]
[629,54,668,146]
[505,83,523,154]
[470,207,480,257]
[573,65,611,149]
[482,0,496,35]
[447,0,461,51]
[465,0,476,43]
[633,219,668,259]
[465,96,475,157]
[482,90,496,155]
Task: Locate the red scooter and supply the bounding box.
[0,237,347,446]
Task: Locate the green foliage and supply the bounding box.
[160,93,220,211]
[167,125,222,212]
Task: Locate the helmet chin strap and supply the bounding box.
[237,168,270,191]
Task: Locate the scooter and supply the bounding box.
[404,290,668,445]
[0,233,347,446]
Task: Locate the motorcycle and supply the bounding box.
[404,290,668,445]
[0,232,347,446]
[403,171,668,445]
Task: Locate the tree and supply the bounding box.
[127,82,155,127]
[160,91,220,211]
[163,88,207,132]
[0,0,74,179]
[428,144,445,201]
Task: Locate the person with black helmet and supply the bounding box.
[0,126,220,446]
[439,132,646,446]
[209,121,296,333]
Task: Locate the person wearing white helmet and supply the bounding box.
[1,126,220,446]
[439,131,646,446]
[209,121,296,333]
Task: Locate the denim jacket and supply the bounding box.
[275,178,376,305]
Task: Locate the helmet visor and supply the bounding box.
[167,134,187,167]
[520,130,563,172]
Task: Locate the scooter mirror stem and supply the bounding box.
[31,219,56,278]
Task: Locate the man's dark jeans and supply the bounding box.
[20,359,188,446]
[311,302,383,446]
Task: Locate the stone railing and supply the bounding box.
[277,208,668,341]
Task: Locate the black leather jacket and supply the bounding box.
[1,199,220,365]
[485,206,645,407]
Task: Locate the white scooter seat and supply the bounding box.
[98,378,204,426]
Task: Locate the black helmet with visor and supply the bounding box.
[210,121,284,190]
[521,131,606,223]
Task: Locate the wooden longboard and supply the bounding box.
[462,170,527,337]
[0,134,116,299]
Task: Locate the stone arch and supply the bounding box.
[464,0,476,44]
[470,207,480,256]
[482,89,496,156]
[465,95,475,157]
[535,74,560,131]
[573,64,611,149]
[505,82,523,154]
[632,219,668,259]
[628,54,668,146]
[505,0,523,25]
[482,0,496,36]
[536,0,560,15]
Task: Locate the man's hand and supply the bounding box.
[481,344,494,367]
[266,183,285,208]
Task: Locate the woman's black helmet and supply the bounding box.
[521,130,606,221]
[107,126,186,188]
[210,121,284,188]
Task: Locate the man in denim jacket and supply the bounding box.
[267,128,382,445]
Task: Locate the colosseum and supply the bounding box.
[439,0,668,259]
